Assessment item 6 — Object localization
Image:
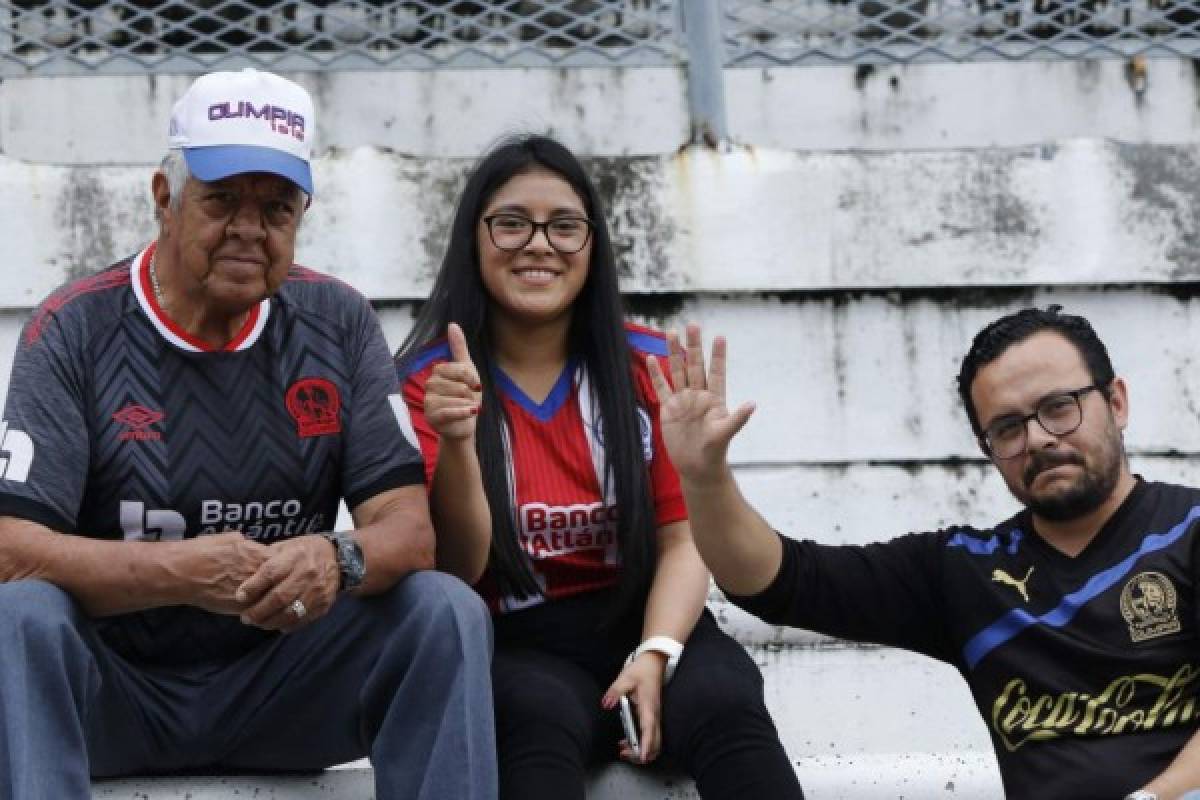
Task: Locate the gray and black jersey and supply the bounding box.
[0,243,423,665]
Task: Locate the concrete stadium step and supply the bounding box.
[92,752,999,799]
[90,628,1004,799]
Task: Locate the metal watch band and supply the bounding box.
[321,531,365,592]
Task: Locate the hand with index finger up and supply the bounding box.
[424,322,483,442]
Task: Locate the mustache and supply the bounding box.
[1023,450,1084,487]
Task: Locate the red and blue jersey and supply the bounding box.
[399,323,687,613]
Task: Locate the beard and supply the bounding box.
[1012,430,1124,522]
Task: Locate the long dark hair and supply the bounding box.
[396,134,657,624]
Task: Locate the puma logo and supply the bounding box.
[992,566,1035,603]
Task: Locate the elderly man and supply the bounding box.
[648,308,1200,800]
[0,69,495,799]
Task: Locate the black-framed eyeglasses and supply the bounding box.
[482,213,594,255]
[982,384,1104,459]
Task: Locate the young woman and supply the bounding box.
[395,135,803,800]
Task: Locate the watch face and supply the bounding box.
[328,532,365,590]
[340,535,365,589]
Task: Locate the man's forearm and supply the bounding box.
[678,467,783,597]
[0,517,203,616]
[350,485,437,594]
[1143,726,1200,799]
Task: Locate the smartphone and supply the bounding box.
[618,695,641,761]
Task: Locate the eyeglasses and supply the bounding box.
[482,214,594,255]
[982,384,1103,459]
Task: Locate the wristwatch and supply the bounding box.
[1125,791,1157,800]
[322,531,366,591]
[628,636,685,684]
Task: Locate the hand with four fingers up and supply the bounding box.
[645,323,756,485]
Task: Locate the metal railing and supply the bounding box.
[722,0,1200,64]
[1,0,1197,76]
[0,1,681,74]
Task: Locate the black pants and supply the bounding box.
[492,594,804,800]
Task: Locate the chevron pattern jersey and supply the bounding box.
[0,243,423,665]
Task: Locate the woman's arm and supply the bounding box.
[429,436,492,584]
[416,323,493,584]
[641,520,709,651]
[602,520,709,764]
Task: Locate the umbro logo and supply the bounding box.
[0,420,33,482]
[113,404,165,442]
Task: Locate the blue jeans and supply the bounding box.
[0,572,497,800]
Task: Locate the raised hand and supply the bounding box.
[424,322,482,441]
[646,323,755,485]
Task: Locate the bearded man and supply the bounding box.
[648,307,1200,800]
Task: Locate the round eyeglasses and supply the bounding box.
[482,214,594,255]
[982,384,1102,459]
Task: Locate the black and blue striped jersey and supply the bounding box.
[0,243,423,665]
[731,479,1200,798]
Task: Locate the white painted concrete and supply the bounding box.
[4,140,1199,307]
[726,59,1200,151]
[92,752,1003,799]
[4,61,1200,165]
[0,69,690,164]
[8,288,1200,463]
[5,54,1199,800]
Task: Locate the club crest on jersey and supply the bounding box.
[590,408,653,462]
[285,378,341,438]
[112,403,165,442]
[1120,571,1181,642]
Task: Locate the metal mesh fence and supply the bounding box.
[723,0,1200,64]
[2,0,1198,75]
[0,1,681,75]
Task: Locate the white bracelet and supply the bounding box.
[627,635,685,684]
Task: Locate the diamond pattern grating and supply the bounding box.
[0,0,681,75]
[0,0,1195,76]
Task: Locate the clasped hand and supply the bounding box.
[187,531,339,632]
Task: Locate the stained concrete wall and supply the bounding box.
[3,56,1199,797]
[1,58,1197,162]
[4,138,1200,306]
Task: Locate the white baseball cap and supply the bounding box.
[168,68,314,196]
